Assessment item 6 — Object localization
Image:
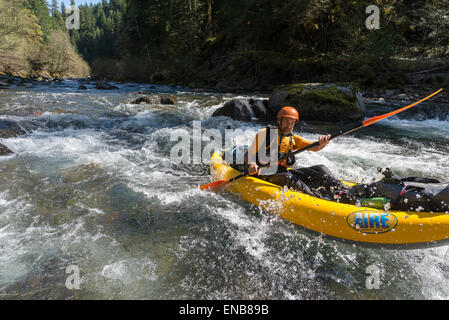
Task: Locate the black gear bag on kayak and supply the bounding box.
[349,168,449,212]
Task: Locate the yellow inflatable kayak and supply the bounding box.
[209,152,449,248]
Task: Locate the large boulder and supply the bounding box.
[211,99,268,121]
[249,98,268,119]
[160,95,177,105]
[95,81,119,90]
[0,120,26,138]
[267,83,366,122]
[266,90,289,119]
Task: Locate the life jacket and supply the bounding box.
[256,125,296,169]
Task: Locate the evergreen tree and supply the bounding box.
[98,7,107,29]
[25,0,54,40]
[50,0,64,30]
[50,0,58,15]
[62,0,449,82]
[60,1,65,16]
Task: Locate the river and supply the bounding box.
[0,80,448,299]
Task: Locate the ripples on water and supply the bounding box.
[0,80,448,299]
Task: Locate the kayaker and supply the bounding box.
[246,106,353,201]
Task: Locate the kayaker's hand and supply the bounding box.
[248,163,259,175]
[318,134,331,148]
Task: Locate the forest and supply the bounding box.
[0,0,89,79]
[68,0,449,90]
[1,0,448,90]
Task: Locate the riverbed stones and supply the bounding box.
[394,102,449,121]
[95,81,119,90]
[16,81,33,88]
[132,96,159,105]
[0,81,9,88]
[131,95,177,105]
[160,95,176,104]
[0,143,12,155]
[52,108,75,114]
[0,120,26,138]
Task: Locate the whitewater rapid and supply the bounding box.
[0,80,448,299]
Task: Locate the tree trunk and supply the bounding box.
[206,0,213,37]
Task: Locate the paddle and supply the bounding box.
[200,88,443,191]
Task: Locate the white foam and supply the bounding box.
[382,119,449,134]
[401,246,449,299]
[100,258,158,283]
[211,201,275,264]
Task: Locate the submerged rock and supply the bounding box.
[132,95,159,105]
[131,95,177,105]
[0,120,26,138]
[0,143,12,155]
[160,95,177,105]
[394,103,449,121]
[52,108,75,114]
[95,81,119,90]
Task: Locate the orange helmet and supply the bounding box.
[277,106,299,124]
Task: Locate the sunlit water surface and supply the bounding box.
[0,80,448,299]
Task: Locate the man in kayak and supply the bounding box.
[246,106,353,201]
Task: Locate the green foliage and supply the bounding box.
[25,0,54,40]
[0,0,43,75]
[300,86,357,110]
[68,0,126,63]
[112,0,443,84]
[59,0,449,85]
[50,0,64,30]
[0,0,89,78]
[395,0,449,56]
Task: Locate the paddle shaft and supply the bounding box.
[290,122,363,156]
